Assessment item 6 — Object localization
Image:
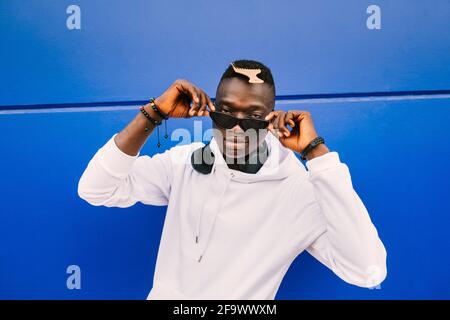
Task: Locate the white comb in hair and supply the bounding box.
[230,62,265,84]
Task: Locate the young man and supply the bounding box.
[78,60,387,299]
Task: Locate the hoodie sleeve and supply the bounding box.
[77,133,172,207]
[292,151,387,288]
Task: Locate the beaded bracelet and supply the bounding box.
[139,106,161,126]
[149,97,169,120]
[149,97,169,141]
[139,98,170,148]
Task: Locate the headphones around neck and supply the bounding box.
[191,141,269,174]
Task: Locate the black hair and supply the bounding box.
[218,59,276,97]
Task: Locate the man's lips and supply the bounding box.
[225,134,247,141]
[225,139,247,143]
[225,137,248,144]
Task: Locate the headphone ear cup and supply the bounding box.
[191,143,215,174]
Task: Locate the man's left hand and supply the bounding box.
[265,110,330,160]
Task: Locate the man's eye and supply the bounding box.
[249,114,262,119]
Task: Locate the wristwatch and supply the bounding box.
[301,136,325,160]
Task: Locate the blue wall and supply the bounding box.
[0,0,449,299]
[1,0,450,106]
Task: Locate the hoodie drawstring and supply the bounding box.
[195,203,204,244]
[195,161,217,246]
[196,171,233,263]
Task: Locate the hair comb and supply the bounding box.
[230,62,265,84]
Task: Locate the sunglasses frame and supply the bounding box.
[209,110,270,131]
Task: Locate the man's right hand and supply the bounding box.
[154,79,216,118]
[114,79,215,156]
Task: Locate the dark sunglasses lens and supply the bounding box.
[240,119,269,131]
[210,112,238,129]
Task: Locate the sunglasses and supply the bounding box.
[209,111,269,131]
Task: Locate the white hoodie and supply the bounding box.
[78,132,387,299]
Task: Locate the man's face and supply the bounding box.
[213,77,274,159]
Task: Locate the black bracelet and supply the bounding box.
[149,97,169,120]
[149,97,169,142]
[140,106,161,126]
[301,136,325,161]
[139,100,170,148]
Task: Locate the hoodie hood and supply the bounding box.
[191,131,303,262]
[208,131,301,182]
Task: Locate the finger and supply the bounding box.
[283,113,292,137]
[271,112,280,130]
[265,112,275,121]
[265,110,279,121]
[205,95,215,112]
[267,118,276,135]
[266,111,283,136]
[197,92,207,116]
[286,110,310,128]
[279,113,290,137]
[297,111,313,127]
[189,87,201,116]
[198,100,212,116]
[269,111,280,138]
[294,110,309,120]
[180,82,200,107]
[286,111,296,128]
[276,111,286,138]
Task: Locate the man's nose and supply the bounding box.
[231,124,245,132]
[230,112,247,132]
